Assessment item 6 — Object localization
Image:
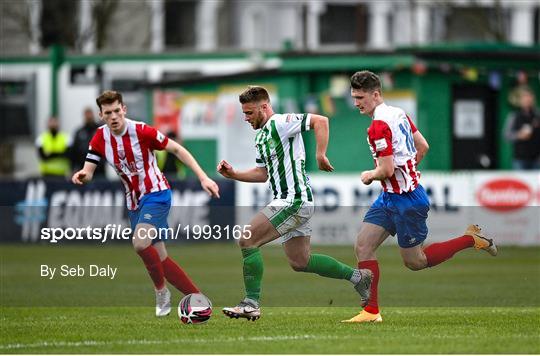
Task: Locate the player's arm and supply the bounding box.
[413,130,429,164]
[72,161,97,185]
[361,156,394,185]
[165,139,220,198]
[309,114,334,172]
[217,160,268,183]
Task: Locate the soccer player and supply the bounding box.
[342,71,497,323]
[217,86,373,321]
[72,90,220,317]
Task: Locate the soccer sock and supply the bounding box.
[162,257,200,295]
[137,245,165,290]
[359,260,380,314]
[242,248,264,302]
[423,236,474,267]
[304,254,354,280]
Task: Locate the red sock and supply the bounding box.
[137,246,165,290]
[162,257,200,295]
[359,260,380,314]
[423,236,474,267]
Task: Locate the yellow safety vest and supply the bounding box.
[38,131,70,176]
[155,150,186,179]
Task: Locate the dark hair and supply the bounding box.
[239,86,270,104]
[96,90,124,111]
[350,71,382,92]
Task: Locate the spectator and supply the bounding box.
[71,107,105,176]
[155,130,186,180]
[504,88,540,170]
[35,116,70,177]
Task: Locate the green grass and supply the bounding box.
[1,244,540,353]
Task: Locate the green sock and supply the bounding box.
[241,248,263,302]
[305,253,354,280]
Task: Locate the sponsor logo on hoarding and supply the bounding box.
[477,178,532,212]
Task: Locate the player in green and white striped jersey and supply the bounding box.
[218,86,373,321]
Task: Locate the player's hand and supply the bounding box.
[316,154,334,172]
[360,170,374,185]
[72,170,91,185]
[200,177,220,198]
[217,160,235,179]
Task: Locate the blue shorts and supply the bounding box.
[128,189,172,244]
[363,185,430,248]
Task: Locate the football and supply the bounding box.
[178,293,212,324]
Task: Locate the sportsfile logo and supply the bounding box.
[477,178,532,212]
[40,224,252,243]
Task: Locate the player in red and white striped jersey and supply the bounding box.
[72,91,219,317]
[342,71,497,323]
[366,105,420,194]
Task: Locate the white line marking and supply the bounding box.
[0,335,340,350]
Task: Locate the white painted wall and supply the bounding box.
[58,65,100,138]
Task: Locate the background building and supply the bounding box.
[2,0,539,55]
[1,0,539,178]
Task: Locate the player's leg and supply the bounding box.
[132,190,200,316]
[341,222,389,323]
[284,235,358,277]
[144,190,201,296]
[281,201,357,280]
[399,244,428,270]
[222,211,281,320]
[153,241,168,261]
[239,210,281,298]
[155,241,200,295]
[283,236,371,293]
[283,236,310,271]
[395,186,496,269]
[421,224,497,267]
[275,200,367,285]
[132,222,165,290]
[343,191,394,324]
[132,221,170,316]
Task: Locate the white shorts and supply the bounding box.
[261,199,314,243]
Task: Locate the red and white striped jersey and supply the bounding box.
[367,103,420,194]
[86,119,170,210]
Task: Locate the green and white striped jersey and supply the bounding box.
[255,113,313,202]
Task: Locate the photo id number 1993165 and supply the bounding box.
[182,224,251,240]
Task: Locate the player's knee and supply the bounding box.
[403,259,426,271]
[132,236,149,252]
[238,236,256,249]
[355,241,374,260]
[288,256,309,272]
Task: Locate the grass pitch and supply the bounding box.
[1,243,539,353]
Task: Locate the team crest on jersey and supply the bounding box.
[268,142,277,159]
[156,131,165,143]
[115,161,139,174]
[115,152,140,174]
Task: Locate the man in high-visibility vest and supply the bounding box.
[36,116,70,177]
[155,130,186,180]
